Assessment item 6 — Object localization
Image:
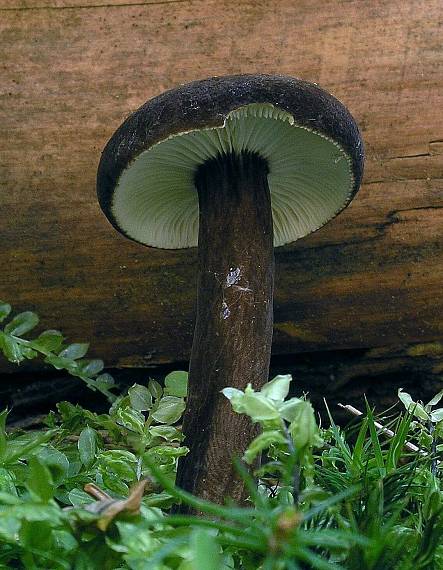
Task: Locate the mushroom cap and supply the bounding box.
[97,74,364,249]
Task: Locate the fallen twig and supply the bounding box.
[338,403,426,456]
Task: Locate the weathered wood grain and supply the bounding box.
[1,0,185,9]
[0,0,442,372]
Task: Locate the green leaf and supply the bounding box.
[30,329,64,352]
[148,425,184,442]
[78,427,98,468]
[115,521,157,555]
[52,529,78,553]
[95,373,115,388]
[129,384,152,411]
[221,387,243,401]
[116,407,145,434]
[0,503,63,525]
[77,359,104,376]
[398,389,429,421]
[243,430,287,464]
[148,379,163,399]
[190,528,220,570]
[0,302,11,323]
[58,343,89,360]
[0,332,24,363]
[100,471,130,495]
[427,390,443,408]
[44,354,77,371]
[430,408,443,422]
[278,397,304,422]
[260,374,291,401]
[37,446,70,485]
[0,467,18,495]
[68,488,94,506]
[21,346,37,360]
[57,401,82,422]
[226,385,280,422]
[0,512,20,542]
[26,456,54,502]
[97,450,138,484]
[151,396,186,425]
[289,401,322,449]
[4,311,39,336]
[164,371,188,398]
[147,445,188,461]
[19,519,54,553]
[3,429,55,465]
[0,491,21,505]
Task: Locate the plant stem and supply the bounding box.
[12,336,115,401]
[429,420,438,476]
[175,151,274,509]
[281,420,301,504]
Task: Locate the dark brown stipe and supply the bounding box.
[174,151,274,510]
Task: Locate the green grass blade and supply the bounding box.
[323,400,353,470]
[351,416,369,473]
[296,546,343,569]
[304,485,360,522]
[386,413,413,472]
[365,400,385,473]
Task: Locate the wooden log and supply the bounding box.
[0,0,442,372]
[2,0,183,8]
[2,341,443,427]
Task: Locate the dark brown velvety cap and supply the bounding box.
[97,74,364,242]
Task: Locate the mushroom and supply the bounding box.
[97,74,364,506]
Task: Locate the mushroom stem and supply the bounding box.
[175,151,274,508]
